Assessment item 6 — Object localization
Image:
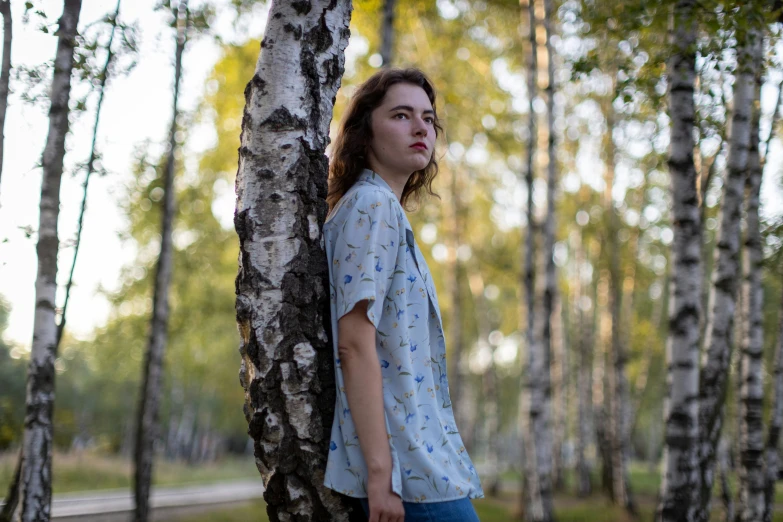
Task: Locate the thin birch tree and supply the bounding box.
[736,21,765,519]
[657,0,702,520]
[0,0,11,195]
[133,2,188,520]
[58,0,124,347]
[761,80,783,522]
[15,1,82,520]
[601,79,635,513]
[234,2,354,520]
[446,166,469,448]
[518,0,551,519]
[696,9,763,519]
[380,0,395,67]
[764,283,783,522]
[539,0,558,500]
[574,226,593,497]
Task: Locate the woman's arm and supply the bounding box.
[338,300,404,522]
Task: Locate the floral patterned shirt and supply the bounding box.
[322,169,483,503]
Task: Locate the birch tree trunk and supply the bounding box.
[602,80,635,513]
[16,2,82,521]
[696,16,762,522]
[0,0,11,194]
[541,0,562,495]
[551,294,566,491]
[737,35,764,521]
[575,228,593,497]
[58,0,121,347]
[234,2,353,521]
[519,0,552,519]
[467,269,500,496]
[764,288,783,522]
[656,1,702,520]
[133,3,187,521]
[379,0,395,67]
[447,166,468,446]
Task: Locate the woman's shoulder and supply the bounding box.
[326,184,401,226]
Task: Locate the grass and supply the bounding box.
[166,500,269,522]
[4,452,783,520]
[0,451,259,494]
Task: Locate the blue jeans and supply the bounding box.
[359,497,480,522]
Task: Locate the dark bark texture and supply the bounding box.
[234,2,355,521]
[133,3,186,521]
[696,15,762,521]
[657,1,702,521]
[737,30,765,521]
[17,1,82,521]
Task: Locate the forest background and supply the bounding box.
[2,0,783,520]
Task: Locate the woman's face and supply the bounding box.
[367,83,436,178]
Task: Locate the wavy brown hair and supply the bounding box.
[327,68,442,211]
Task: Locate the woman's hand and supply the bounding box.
[367,475,405,522]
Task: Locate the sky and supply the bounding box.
[0,0,268,347]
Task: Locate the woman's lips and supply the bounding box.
[410,143,427,150]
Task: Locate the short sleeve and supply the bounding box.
[331,190,401,328]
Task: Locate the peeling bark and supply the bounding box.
[696,16,763,522]
[234,2,354,521]
[133,3,187,521]
[656,1,702,520]
[16,2,82,521]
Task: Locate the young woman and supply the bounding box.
[322,68,483,522]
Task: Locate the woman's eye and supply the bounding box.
[394,113,408,119]
[424,118,434,124]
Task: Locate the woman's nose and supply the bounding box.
[413,117,428,137]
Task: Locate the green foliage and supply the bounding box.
[0,297,25,450]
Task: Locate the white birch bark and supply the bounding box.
[656,1,702,520]
[134,3,187,521]
[519,0,552,519]
[696,18,762,522]
[17,1,82,521]
[0,0,11,194]
[234,2,353,521]
[737,33,765,520]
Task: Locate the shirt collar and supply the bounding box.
[357,169,395,195]
[356,169,413,232]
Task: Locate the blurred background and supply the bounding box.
[1,0,783,520]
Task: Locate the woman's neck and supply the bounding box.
[368,165,410,202]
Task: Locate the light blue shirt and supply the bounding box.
[322,169,483,503]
